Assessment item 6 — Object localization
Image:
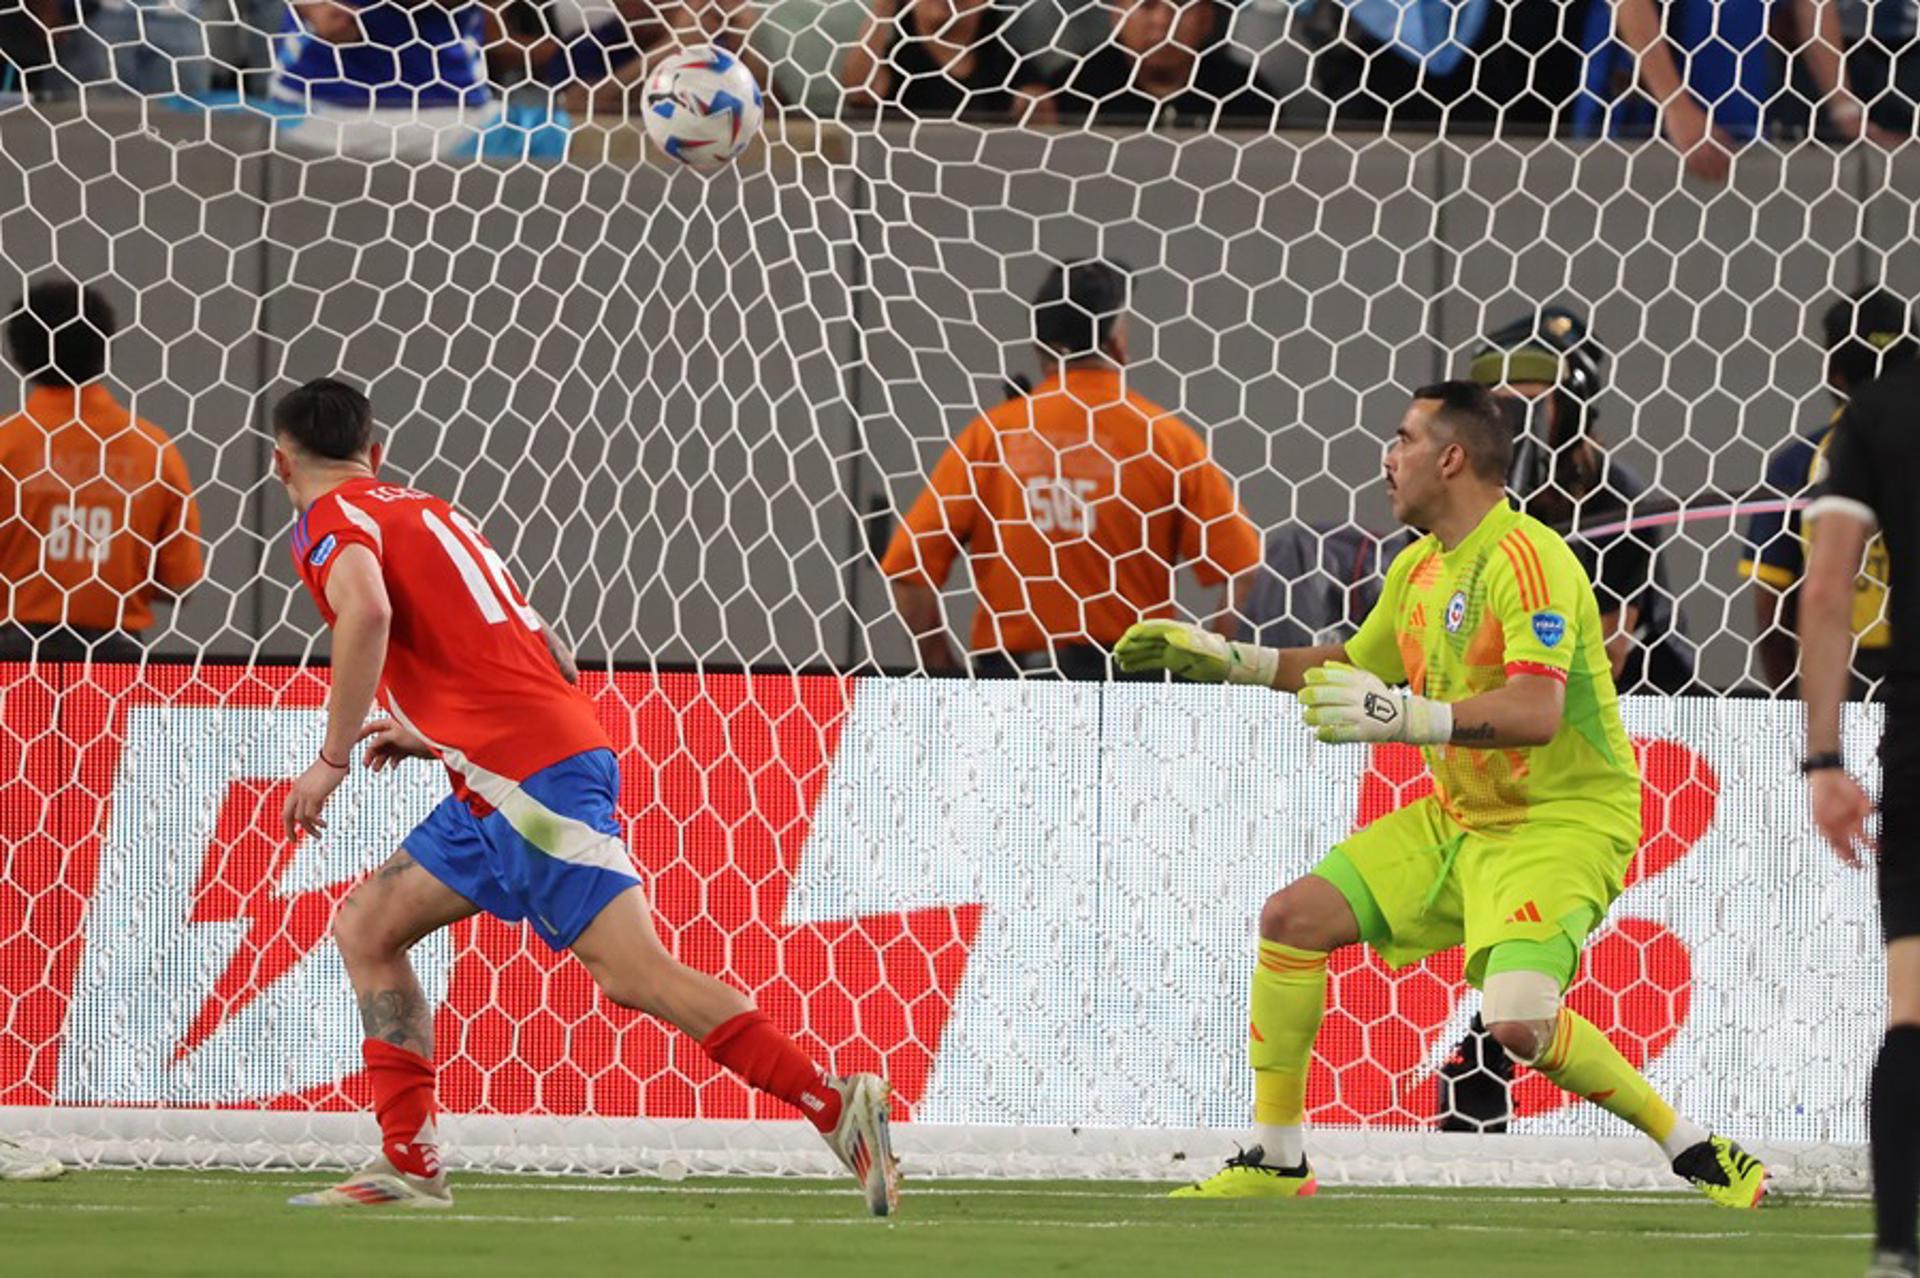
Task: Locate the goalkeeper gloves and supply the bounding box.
[1298,662,1452,745]
[1111,619,1279,687]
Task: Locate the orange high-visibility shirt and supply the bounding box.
[0,384,204,633]
[881,367,1261,653]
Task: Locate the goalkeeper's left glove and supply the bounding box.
[1298,661,1452,745]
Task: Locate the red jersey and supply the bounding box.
[291,477,609,796]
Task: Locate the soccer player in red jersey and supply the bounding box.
[269,379,898,1214]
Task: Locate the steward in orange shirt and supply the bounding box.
[881,260,1260,678]
[0,279,203,661]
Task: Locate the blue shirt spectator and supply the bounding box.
[1310,0,1577,128]
[1575,0,1880,183]
[273,0,490,110]
[1339,0,1495,78]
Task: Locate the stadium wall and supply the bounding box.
[0,663,1883,1188]
[2,105,1916,685]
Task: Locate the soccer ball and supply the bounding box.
[643,46,764,173]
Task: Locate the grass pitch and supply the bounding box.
[1,1169,1875,1277]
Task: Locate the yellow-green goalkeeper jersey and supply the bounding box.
[1344,500,1641,843]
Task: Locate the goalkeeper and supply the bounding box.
[1116,381,1766,1207]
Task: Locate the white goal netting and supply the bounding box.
[0,2,1905,1192]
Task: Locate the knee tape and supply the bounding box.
[1480,968,1562,1034]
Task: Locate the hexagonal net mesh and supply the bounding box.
[0,8,1901,1191]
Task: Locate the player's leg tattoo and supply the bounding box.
[357,984,434,1057]
[376,851,419,880]
[332,848,475,1061]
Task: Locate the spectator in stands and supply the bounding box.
[880,259,1260,678]
[1575,0,1895,184]
[1308,0,1580,128]
[64,0,214,97]
[1022,0,1283,128]
[0,278,202,662]
[1838,0,1920,135]
[63,0,216,96]
[0,0,61,100]
[1469,305,1699,695]
[1741,286,1913,699]
[270,0,503,160]
[524,0,662,116]
[841,0,1028,119]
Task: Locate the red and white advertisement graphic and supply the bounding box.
[0,668,1886,1145]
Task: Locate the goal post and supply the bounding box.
[0,34,1906,1191]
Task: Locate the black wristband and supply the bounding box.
[1799,752,1846,776]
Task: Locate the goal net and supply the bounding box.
[0,6,1898,1193]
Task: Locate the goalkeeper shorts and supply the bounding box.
[1312,795,1634,988]
[403,748,641,950]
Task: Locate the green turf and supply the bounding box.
[0,1169,1876,1277]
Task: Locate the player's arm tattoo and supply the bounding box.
[1451,722,1497,744]
[357,987,434,1057]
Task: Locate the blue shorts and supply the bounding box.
[403,748,640,950]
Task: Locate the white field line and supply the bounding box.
[349,1213,1872,1242]
[0,1201,175,1212]
[0,1198,1872,1242]
[59,1172,1873,1209]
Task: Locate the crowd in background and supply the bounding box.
[0,2,1917,172]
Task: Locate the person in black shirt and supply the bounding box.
[1023,0,1281,129]
[841,0,1027,119]
[1470,306,1699,695]
[1801,358,1920,1278]
[1742,288,1913,701]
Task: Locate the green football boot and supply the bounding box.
[1672,1135,1767,1209]
[1169,1146,1318,1200]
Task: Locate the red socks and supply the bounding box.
[363,1039,440,1179]
[702,1010,843,1132]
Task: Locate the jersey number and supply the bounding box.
[421,509,542,631]
[1025,477,1097,535]
[46,504,113,564]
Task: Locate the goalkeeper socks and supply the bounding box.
[703,1010,844,1133]
[1529,1008,1703,1157]
[1249,941,1328,1167]
[363,1039,440,1180]
[1872,1025,1920,1254]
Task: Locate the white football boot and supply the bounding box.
[820,1074,899,1217]
[0,1136,63,1181]
[287,1154,452,1208]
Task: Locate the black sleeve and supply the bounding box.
[1818,397,1886,524]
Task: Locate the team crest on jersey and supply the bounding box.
[1444,591,1468,633]
[1531,610,1566,648]
[308,534,337,568]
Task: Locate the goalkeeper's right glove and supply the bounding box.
[1111,619,1279,687]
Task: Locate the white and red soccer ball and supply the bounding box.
[644,45,764,173]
